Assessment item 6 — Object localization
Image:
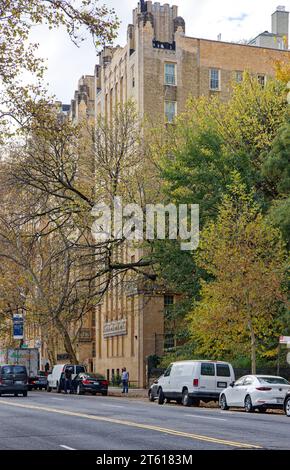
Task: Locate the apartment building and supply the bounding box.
[88,1,290,388]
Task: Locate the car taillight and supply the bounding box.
[193,379,199,387]
[82,379,90,385]
[256,387,272,391]
[101,380,108,386]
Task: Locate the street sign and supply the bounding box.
[279,336,290,344]
[13,314,24,340]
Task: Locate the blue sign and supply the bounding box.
[13,314,24,340]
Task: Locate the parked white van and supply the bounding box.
[157,360,235,406]
[47,364,86,393]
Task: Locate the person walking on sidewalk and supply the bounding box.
[121,367,129,394]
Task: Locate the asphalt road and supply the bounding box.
[0,391,289,450]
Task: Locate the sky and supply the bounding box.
[30,0,290,103]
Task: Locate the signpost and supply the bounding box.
[13,314,24,340]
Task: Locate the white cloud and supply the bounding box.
[30,0,289,102]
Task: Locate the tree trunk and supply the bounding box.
[248,320,257,374]
[55,317,78,364]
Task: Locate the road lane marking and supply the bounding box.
[0,400,262,449]
[60,445,76,450]
[185,414,227,421]
[100,404,124,409]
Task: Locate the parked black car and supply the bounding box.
[148,375,164,402]
[0,364,28,397]
[28,371,48,391]
[284,393,290,417]
[72,372,108,396]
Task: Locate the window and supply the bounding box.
[258,376,290,385]
[164,333,175,349]
[235,377,246,386]
[209,68,220,90]
[92,341,96,358]
[164,364,173,377]
[235,71,243,84]
[201,363,215,376]
[76,365,86,374]
[165,101,177,123]
[131,65,135,88]
[165,63,176,85]
[164,295,174,311]
[243,376,254,386]
[216,364,231,377]
[257,74,266,88]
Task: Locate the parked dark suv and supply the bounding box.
[0,364,28,397]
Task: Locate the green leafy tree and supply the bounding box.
[188,175,288,373]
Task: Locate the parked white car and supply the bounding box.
[219,375,290,413]
[157,360,235,406]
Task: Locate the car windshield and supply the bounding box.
[258,376,290,385]
[1,366,26,374]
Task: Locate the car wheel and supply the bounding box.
[285,397,290,417]
[157,388,165,405]
[101,391,108,396]
[244,395,254,413]
[76,384,83,395]
[182,389,193,407]
[148,390,154,402]
[46,385,52,392]
[14,393,18,397]
[220,394,229,411]
[23,391,27,397]
[176,398,182,405]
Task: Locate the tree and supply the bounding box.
[262,114,290,247]
[0,1,119,131]
[188,175,288,373]
[0,103,155,361]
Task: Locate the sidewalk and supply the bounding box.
[108,387,148,398]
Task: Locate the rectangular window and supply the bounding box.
[165,101,177,123]
[209,68,220,90]
[92,341,96,358]
[131,65,135,88]
[257,74,266,88]
[216,364,230,377]
[165,63,176,85]
[235,71,243,83]
[201,363,215,376]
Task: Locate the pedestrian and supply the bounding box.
[64,367,72,394]
[44,362,50,375]
[121,367,129,394]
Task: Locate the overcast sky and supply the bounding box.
[30,0,289,103]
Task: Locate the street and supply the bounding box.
[0,391,289,450]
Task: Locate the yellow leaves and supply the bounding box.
[275,60,290,84]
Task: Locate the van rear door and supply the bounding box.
[199,362,216,395]
[13,365,27,385]
[215,363,232,393]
